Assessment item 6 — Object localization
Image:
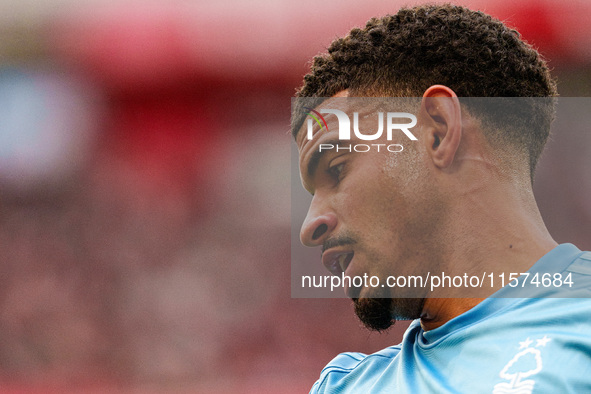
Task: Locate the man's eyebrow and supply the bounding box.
[307,139,342,178]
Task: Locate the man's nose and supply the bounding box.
[300,204,338,247]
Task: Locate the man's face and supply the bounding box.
[296,93,445,330]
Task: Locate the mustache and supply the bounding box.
[322,234,357,254]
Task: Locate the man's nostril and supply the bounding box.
[312,224,328,240]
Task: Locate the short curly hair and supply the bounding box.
[293,4,557,178]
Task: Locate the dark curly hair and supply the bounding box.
[292,4,557,178]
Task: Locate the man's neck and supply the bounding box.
[419,176,557,331]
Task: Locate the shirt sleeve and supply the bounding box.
[308,352,367,393]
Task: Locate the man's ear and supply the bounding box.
[420,85,462,169]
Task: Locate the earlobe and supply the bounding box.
[421,85,462,169]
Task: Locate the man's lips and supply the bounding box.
[322,250,354,276]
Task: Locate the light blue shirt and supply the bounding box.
[310,244,591,393]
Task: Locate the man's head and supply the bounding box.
[293,4,557,177]
[293,4,557,331]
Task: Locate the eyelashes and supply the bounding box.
[328,162,346,183]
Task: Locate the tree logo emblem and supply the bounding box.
[493,336,550,394]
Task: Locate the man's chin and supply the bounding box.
[353,297,394,331]
[353,297,425,332]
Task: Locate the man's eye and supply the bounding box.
[328,163,345,182]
